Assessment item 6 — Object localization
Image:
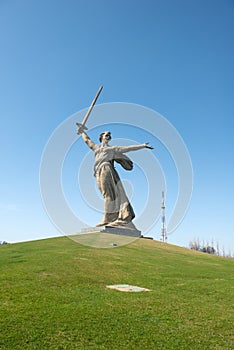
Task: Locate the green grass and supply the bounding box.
[0,236,233,349]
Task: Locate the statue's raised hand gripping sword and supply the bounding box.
[76,85,103,135]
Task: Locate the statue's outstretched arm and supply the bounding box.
[81,131,97,151]
[115,143,153,153]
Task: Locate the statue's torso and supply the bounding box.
[94,145,115,175]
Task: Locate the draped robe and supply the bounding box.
[82,132,146,225]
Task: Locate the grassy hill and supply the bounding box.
[0,236,233,349]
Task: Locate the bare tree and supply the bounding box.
[222,245,226,257]
[216,241,220,256]
[189,238,216,255]
[189,237,200,251]
[189,238,233,258]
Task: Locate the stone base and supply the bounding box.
[81,223,141,238]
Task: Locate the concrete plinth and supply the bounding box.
[81,224,141,237]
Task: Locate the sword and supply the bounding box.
[76,85,103,134]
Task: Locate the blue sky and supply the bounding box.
[0,0,233,252]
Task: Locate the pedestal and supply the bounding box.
[81,224,141,237]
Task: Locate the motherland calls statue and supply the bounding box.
[79,130,153,227]
[76,86,153,229]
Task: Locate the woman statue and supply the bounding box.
[80,130,153,228]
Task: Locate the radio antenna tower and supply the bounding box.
[161,191,167,242]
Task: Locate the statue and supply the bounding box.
[80,130,153,227]
[76,86,153,229]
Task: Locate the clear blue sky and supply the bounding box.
[0,0,233,252]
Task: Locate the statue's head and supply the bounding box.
[99,131,111,143]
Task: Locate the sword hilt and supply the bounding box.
[76,123,88,135]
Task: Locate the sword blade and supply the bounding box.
[76,85,103,134]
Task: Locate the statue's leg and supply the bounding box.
[95,165,119,226]
[96,196,118,226]
[108,180,135,226]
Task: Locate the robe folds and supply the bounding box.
[81,131,146,225]
[94,147,134,223]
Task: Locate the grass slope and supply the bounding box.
[0,236,233,349]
